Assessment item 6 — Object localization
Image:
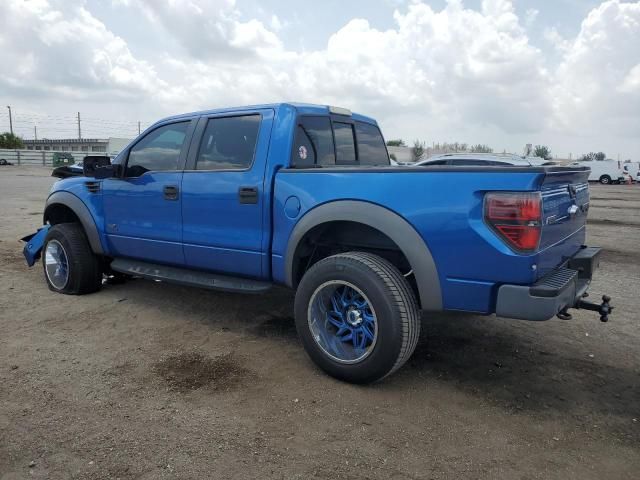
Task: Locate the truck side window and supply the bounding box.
[196,115,260,170]
[334,122,356,164]
[355,122,389,166]
[291,116,335,167]
[126,122,189,177]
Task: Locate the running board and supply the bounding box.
[110,258,272,294]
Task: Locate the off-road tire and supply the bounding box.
[294,251,420,384]
[42,223,102,295]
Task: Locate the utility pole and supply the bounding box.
[138,121,141,135]
[34,125,37,140]
[77,112,81,140]
[7,106,13,135]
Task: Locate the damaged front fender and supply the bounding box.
[22,225,51,267]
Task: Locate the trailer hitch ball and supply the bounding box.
[599,295,613,322]
[557,295,613,322]
[576,294,614,322]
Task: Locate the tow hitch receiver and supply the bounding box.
[557,294,613,322]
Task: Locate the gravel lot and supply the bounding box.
[1,166,638,479]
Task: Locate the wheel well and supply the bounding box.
[44,203,81,225]
[291,220,415,293]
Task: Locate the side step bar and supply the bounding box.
[110,258,272,294]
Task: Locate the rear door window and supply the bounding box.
[292,116,335,167]
[196,115,260,170]
[355,122,389,165]
[333,122,357,164]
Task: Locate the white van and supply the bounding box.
[570,160,625,184]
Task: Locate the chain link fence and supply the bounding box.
[0,149,113,166]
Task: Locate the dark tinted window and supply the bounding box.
[126,122,189,176]
[449,159,509,166]
[334,122,356,164]
[355,122,389,165]
[291,116,335,167]
[196,115,260,170]
[421,160,448,166]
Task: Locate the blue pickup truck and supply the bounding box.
[23,103,611,383]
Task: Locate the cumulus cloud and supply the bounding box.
[0,0,639,155]
[551,0,640,137]
[0,0,166,100]
[122,0,283,59]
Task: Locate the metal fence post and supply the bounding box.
[42,151,46,166]
[17,150,21,165]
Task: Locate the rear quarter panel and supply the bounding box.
[272,168,547,314]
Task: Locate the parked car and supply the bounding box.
[52,152,76,167]
[21,103,611,383]
[412,153,556,167]
[569,160,625,184]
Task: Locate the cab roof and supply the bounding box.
[154,102,378,127]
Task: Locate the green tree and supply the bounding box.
[386,139,406,147]
[595,152,606,161]
[470,144,493,153]
[533,145,551,160]
[0,132,24,149]
[411,140,426,162]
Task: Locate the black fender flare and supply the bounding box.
[284,200,442,311]
[44,191,104,255]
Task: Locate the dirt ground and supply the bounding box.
[0,166,638,480]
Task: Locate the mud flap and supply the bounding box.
[22,225,51,267]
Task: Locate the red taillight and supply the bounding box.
[485,192,541,252]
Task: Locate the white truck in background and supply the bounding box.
[622,162,640,182]
[570,160,625,184]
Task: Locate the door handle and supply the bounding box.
[163,185,179,201]
[238,186,258,204]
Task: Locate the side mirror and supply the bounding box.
[93,164,122,179]
[83,155,112,176]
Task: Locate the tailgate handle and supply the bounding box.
[239,186,258,204]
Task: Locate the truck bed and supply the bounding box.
[271,165,590,314]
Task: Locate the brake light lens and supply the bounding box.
[484,192,541,252]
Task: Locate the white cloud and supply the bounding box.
[551,0,640,137]
[524,8,539,27]
[0,0,166,100]
[0,0,639,156]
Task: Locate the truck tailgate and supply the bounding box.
[537,168,591,278]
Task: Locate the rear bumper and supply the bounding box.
[495,246,601,321]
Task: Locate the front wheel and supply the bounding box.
[42,223,103,295]
[294,252,420,384]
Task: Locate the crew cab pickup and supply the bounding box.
[22,103,611,383]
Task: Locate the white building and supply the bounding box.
[23,137,132,155]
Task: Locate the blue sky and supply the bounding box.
[0,0,638,159]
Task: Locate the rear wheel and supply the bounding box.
[599,175,611,185]
[42,223,102,294]
[294,252,420,384]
